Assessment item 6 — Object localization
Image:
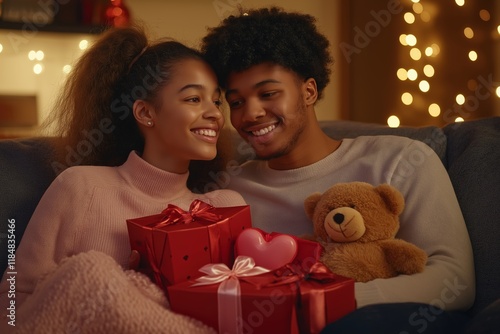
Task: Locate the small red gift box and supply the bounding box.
[168,256,356,334]
[126,200,251,290]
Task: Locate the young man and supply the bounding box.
[201,6,474,333]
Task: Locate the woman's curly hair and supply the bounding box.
[201,6,334,100]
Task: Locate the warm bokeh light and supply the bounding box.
[29,50,44,61]
[468,51,478,61]
[428,103,441,117]
[399,34,408,46]
[63,65,72,74]
[79,40,89,50]
[387,115,400,128]
[397,68,408,81]
[413,3,423,14]
[410,48,422,60]
[404,12,416,24]
[419,80,430,92]
[455,0,465,6]
[455,117,465,122]
[456,94,466,105]
[464,27,474,39]
[0,43,3,54]
[479,9,490,21]
[35,50,44,61]
[33,64,43,74]
[431,44,440,56]
[402,92,413,105]
[28,50,37,61]
[406,34,417,46]
[423,64,435,77]
[407,69,418,81]
[496,86,500,98]
[498,25,500,35]
[425,46,434,57]
[420,11,431,22]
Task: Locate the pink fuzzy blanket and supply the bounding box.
[4,250,216,334]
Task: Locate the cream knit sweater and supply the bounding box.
[0,151,245,314]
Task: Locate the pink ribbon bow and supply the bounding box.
[192,256,270,334]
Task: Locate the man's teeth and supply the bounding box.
[192,129,216,137]
[252,125,276,136]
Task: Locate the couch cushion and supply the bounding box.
[444,116,500,316]
[319,120,447,164]
[0,138,57,274]
[228,120,447,165]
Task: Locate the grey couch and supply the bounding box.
[1,117,499,322]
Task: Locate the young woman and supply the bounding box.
[0,24,245,313]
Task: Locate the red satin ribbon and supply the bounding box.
[242,262,337,333]
[156,199,221,227]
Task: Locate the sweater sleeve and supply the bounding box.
[354,140,475,311]
[0,168,90,311]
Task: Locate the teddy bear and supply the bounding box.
[303,182,427,283]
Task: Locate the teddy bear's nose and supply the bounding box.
[333,213,344,224]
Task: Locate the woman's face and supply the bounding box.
[142,58,224,172]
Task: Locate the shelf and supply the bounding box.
[0,20,108,34]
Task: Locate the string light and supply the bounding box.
[402,92,413,105]
[423,64,435,77]
[33,64,43,75]
[468,51,478,61]
[456,94,466,105]
[0,43,3,54]
[79,39,89,50]
[428,103,441,117]
[464,27,474,39]
[387,115,400,128]
[394,0,500,126]
[419,80,430,92]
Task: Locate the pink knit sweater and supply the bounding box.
[0,151,246,310]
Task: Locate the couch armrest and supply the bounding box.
[0,137,57,275]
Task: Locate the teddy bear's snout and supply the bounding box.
[333,213,345,224]
[324,207,366,242]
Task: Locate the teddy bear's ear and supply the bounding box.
[304,192,322,219]
[375,184,405,216]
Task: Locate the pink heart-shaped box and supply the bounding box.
[235,228,298,270]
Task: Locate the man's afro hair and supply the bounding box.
[201,6,334,100]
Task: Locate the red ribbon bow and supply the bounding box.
[157,199,221,227]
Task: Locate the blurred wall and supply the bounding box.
[0,0,344,137]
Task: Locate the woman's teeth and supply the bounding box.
[192,129,216,137]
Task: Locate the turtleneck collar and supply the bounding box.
[117,151,191,199]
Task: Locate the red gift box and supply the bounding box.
[126,200,251,290]
[168,256,355,334]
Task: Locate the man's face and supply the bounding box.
[225,63,309,161]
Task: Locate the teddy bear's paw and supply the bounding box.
[382,240,428,275]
